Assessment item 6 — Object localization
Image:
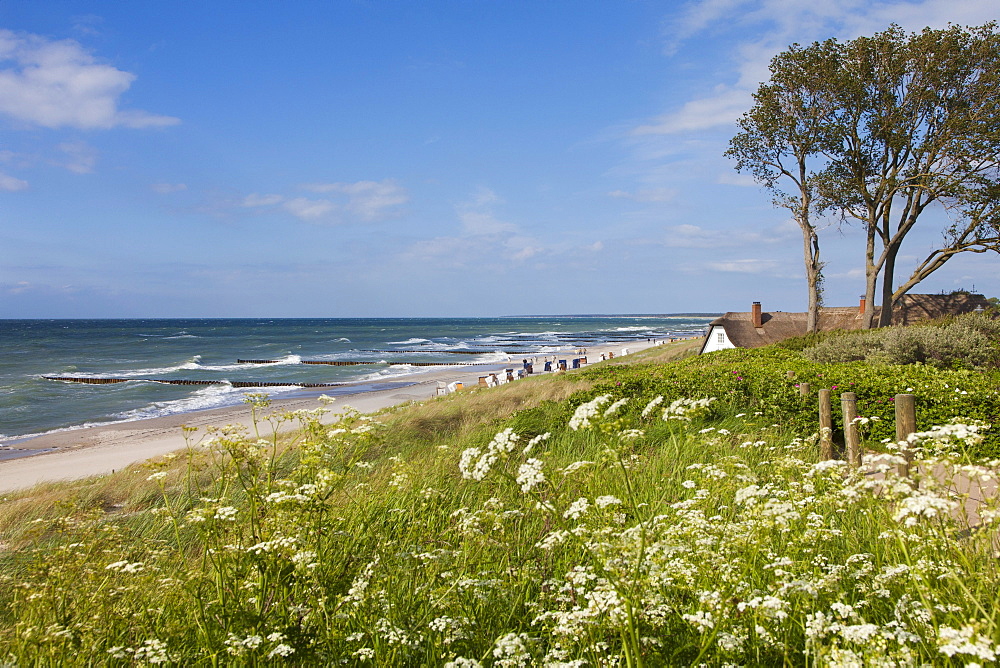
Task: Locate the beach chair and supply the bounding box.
[436,381,448,396]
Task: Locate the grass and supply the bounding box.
[0,339,999,666]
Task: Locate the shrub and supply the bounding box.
[801,312,1000,369]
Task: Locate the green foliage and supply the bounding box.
[773,329,847,352]
[581,346,1000,458]
[802,313,1000,369]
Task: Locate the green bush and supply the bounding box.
[801,312,1000,369]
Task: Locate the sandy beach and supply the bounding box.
[0,339,670,494]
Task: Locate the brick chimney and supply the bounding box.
[859,296,866,316]
[751,301,762,328]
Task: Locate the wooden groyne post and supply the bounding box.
[841,392,861,467]
[894,394,916,477]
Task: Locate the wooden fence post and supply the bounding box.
[841,392,861,467]
[894,394,916,477]
[799,382,810,397]
[786,370,796,379]
[819,389,833,460]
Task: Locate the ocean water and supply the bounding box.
[0,316,713,444]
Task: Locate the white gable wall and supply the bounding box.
[700,325,736,354]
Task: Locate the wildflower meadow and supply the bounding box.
[1,341,999,666]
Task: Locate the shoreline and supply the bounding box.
[0,339,674,494]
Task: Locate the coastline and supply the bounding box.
[0,339,669,494]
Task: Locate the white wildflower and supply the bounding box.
[662,396,716,421]
[569,394,612,430]
[535,530,570,550]
[523,432,550,454]
[682,610,715,632]
[444,658,483,668]
[641,395,664,417]
[603,397,628,417]
[563,497,590,520]
[105,560,144,574]
[561,460,594,476]
[938,625,998,661]
[132,639,170,664]
[595,495,622,508]
[268,643,295,658]
[493,632,532,667]
[516,459,546,493]
[893,488,957,526]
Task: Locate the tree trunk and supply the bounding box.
[803,226,821,332]
[861,230,878,329]
[877,242,900,327]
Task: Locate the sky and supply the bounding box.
[0,0,997,318]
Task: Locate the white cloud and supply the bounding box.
[455,187,518,236]
[57,141,97,174]
[459,209,517,236]
[283,197,336,221]
[0,29,179,130]
[242,193,285,207]
[237,179,407,224]
[717,171,758,186]
[827,266,865,279]
[607,186,678,202]
[707,258,780,273]
[664,221,796,248]
[3,280,32,295]
[633,87,751,135]
[151,182,187,194]
[0,171,28,191]
[299,179,407,220]
[401,187,547,266]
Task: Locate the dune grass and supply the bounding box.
[0,344,999,665]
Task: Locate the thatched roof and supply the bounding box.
[704,293,990,350]
[889,293,991,325]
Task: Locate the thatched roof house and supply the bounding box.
[700,293,990,354]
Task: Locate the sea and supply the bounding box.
[0,316,715,447]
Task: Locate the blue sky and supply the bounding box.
[0,0,997,317]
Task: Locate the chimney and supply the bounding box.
[751,301,762,328]
[859,296,866,316]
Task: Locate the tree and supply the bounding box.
[820,24,1000,327]
[727,40,842,332]
[731,24,1000,328]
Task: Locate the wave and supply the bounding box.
[44,353,313,379]
[0,383,305,446]
[46,355,206,378]
[471,352,514,363]
[112,383,296,422]
[228,354,303,368]
[386,338,432,345]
